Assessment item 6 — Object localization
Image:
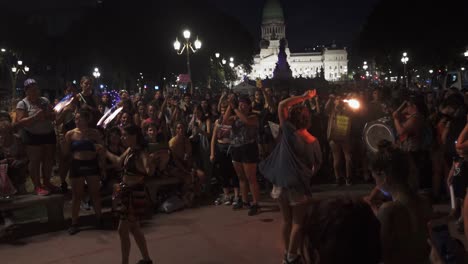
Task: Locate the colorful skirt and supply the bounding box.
[113,183,147,220]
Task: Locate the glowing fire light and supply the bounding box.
[343,99,360,109]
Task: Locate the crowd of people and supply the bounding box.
[1,75,468,263]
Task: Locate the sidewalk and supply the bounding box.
[0,184,375,264]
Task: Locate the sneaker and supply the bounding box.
[223,196,232,206]
[35,186,50,196]
[232,198,243,210]
[345,178,352,186]
[248,203,259,216]
[68,225,79,235]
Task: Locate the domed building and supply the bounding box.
[249,0,348,81]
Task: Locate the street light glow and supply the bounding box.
[183,30,191,39]
[403,52,407,57]
[17,60,23,66]
[429,69,434,74]
[222,59,227,65]
[1,48,5,52]
[173,38,181,51]
[24,66,29,72]
[230,57,234,62]
[94,67,99,72]
[462,67,466,71]
[194,37,202,49]
[229,62,234,68]
[215,53,220,58]
[11,67,17,73]
[465,50,468,57]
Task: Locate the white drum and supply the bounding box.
[363,117,396,153]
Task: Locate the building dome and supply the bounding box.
[262,0,284,23]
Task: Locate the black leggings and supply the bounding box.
[214,143,239,189]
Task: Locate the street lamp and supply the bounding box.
[0,48,5,53]
[11,60,30,98]
[222,59,227,65]
[93,67,101,78]
[464,49,468,58]
[93,67,101,90]
[174,29,202,94]
[401,52,409,88]
[429,69,434,74]
[215,53,220,58]
[363,61,368,71]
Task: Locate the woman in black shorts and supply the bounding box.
[15,79,57,196]
[64,110,104,235]
[223,95,260,216]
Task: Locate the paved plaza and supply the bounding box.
[0,185,375,264]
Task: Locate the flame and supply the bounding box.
[343,99,360,109]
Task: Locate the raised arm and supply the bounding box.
[157,97,169,120]
[218,92,227,113]
[261,87,275,114]
[278,90,316,126]
[210,120,219,162]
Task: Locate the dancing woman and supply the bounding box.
[259,90,322,264]
[105,125,155,264]
[64,110,104,235]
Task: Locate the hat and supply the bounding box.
[24,79,37,87]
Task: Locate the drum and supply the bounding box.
[363,117,396,153]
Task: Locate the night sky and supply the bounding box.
[207,0,381,51]
[1,0,380,51]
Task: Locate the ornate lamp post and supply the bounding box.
[173,29,202,94]
[401,52,409,88]
[11,60,30,98]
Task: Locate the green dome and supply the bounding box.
[262,0,284,23]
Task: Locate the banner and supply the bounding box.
[178,74,191,84]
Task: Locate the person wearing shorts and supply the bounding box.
[259,90,322,264]
[223,95,261,216]
[15,79,57,196]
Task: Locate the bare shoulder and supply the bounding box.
[304,132,317,144]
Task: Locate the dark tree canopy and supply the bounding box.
[355,0,468,69]
[0,0,255,92]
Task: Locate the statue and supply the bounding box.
[273,38,292,80]
[320,66,325,80]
